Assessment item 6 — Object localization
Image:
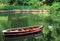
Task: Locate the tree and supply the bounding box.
[43,0,60,6]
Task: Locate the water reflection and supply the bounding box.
[4,31,43,41]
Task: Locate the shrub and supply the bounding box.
[51,2,60,11]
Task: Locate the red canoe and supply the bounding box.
[3,26,43,35]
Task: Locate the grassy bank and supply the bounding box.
[0,5,50,10]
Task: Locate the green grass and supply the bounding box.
[0,5,50,10]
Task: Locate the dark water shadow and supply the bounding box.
[56,28,60,35]
[45,31,55,41]
[3,31,43,41]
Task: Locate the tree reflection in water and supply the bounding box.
[45,31,55,41]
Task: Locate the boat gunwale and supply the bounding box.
[3,26,43,35]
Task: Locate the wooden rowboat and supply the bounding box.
[2,26,43,36]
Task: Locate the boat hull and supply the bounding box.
[3,26,43,36]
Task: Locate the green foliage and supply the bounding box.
[0,0,60,41]
[28,0,42,8]
[0,0,48,9]
[0,5,25,10]
[51,2,60,11]
[0,0,60,10]
[0,0,10,4]
[50,2,60,23]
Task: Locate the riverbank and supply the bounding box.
[0,9,50,14]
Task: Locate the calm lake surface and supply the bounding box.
[0,13,44,41]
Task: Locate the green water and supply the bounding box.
[0,16,8,41]
[0,13,60,41]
